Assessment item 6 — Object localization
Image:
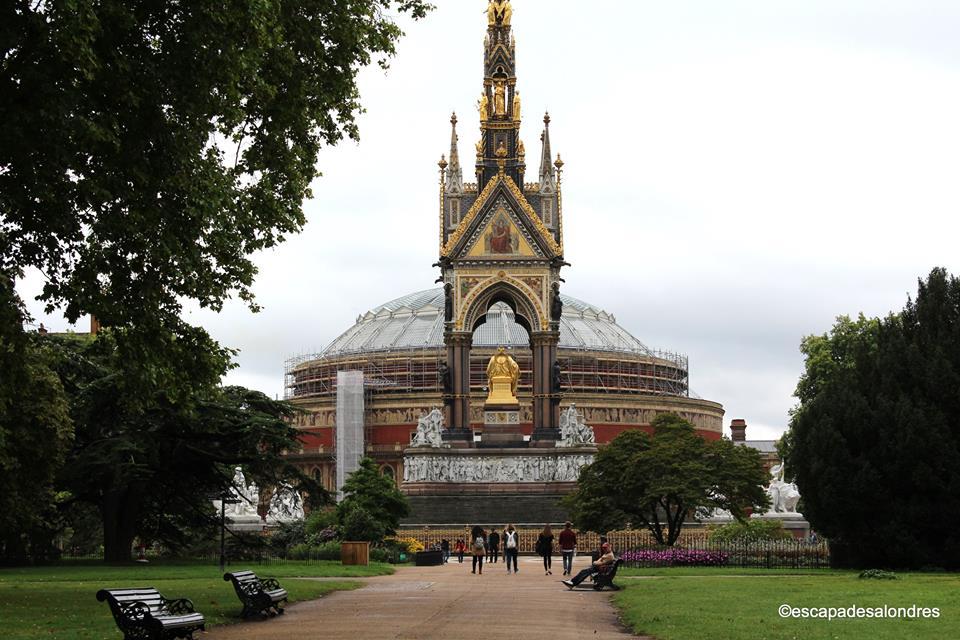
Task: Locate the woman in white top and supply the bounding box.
[503,524,519,574]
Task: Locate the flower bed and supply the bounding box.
[621,548,729,567]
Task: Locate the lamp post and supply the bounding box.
[218,494,241,573]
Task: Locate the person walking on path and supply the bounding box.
[441,538,450,564]
[563,542,616,588]
[536,524,555,575]
[487,528,501,564]
[455,538,466,563]
[471,526,487,574]
[558,522,577,576]
[503,524,519,574]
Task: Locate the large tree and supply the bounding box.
[565,414,769,545]
[786,268,960,569]
[1,0,431,337]
[1,0,429,561]
[50,329,326,561]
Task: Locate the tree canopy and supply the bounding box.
[47,329,326,561]
[785,268,960,569]
[564,414,769,545]
[1,0,431,338]
[337,457,409,542]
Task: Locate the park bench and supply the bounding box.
[96,587,205,640]
[582,558,624,591]
[223,569,288,617]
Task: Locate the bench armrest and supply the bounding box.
[260,578,282,590]
[119,601,152,621]
[164,598,197,615]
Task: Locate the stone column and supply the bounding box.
[530,330,560,442]
[444,330,473,445]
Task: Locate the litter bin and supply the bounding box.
[341,541,370,566]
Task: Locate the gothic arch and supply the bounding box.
[459,277,545,335]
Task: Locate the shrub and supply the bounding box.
[305,509,338,538]
[386,536,425,554]
[370,547,392,563]
[339,504,386,543]
[287,541,341,560]
[859,569,898,580]
[708,519,792,543]
[269,519,307,553]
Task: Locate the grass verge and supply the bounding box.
[0,561,384,639]
[613,570,960,640]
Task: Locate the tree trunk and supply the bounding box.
[101,489,141,563]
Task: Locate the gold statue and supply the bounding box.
[517,139,525,158]
[486,347,520,405]
[493,82,506,116]
[478,93,489,121]
[475,139,484,156]
[487,0,512,27]
[513,91,521,120]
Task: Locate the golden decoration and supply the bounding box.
[494,82,506,117]
[440,173,562,258]
[478,93,489,121]
[487,0,512,27]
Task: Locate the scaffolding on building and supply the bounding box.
[285,343,689,403]
[335,371,364,500]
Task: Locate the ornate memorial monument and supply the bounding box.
[399,0,599,524]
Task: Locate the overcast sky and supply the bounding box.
[19,1,960,441]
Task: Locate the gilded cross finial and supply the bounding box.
[438,154,448,170]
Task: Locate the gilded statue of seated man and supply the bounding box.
[486,346,520,405]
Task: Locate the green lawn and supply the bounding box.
[0,561,391,639]
[614,569,960,640]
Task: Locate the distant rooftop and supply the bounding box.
[736,440,779,454]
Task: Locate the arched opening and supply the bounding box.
[471,302,532,397]
[380,464,396,486]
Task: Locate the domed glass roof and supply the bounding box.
[320,288,654,357]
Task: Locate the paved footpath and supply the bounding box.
[204,555,647,640]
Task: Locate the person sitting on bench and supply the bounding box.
[563,542,615,589]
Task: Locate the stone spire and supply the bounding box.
[445,112,464,195]
[538,112,556,193]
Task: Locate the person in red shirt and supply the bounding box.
[454,538,466,563]
[558,522,577,576]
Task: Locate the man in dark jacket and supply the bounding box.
[487,528,501,563]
